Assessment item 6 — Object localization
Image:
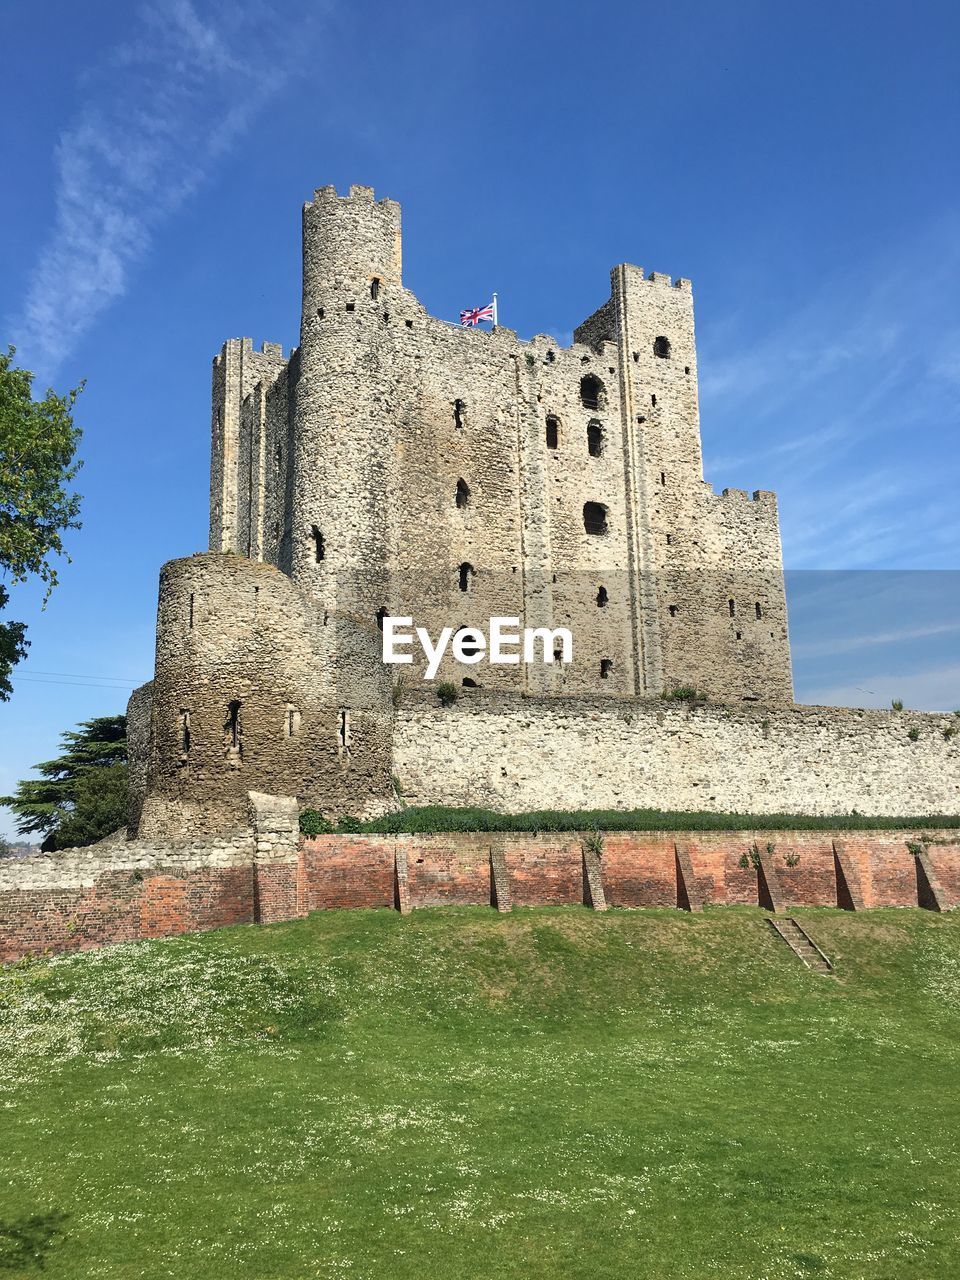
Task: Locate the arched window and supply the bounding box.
[596,585,608,608]
[545,415,560,449]
[456,478,471,509]
[370,277,381,300]
[580,375,604,410]
[587,420,603,457]
[311,526,325,562]
[653,335,671,359]
[458,562,475,592]
[454,625,483,657]
[583,502,609,536]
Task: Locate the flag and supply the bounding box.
[459,301,495,327]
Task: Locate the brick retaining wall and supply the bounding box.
[1,827,957,963]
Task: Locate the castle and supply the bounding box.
[125,185,959,836]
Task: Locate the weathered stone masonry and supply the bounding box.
[115,181,959,828]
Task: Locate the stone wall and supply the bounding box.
[0,831,257,963]
[2,823,956,964]
[393,692,960,817]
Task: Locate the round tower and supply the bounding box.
[291,185,404,713]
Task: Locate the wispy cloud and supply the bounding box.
[11,0,322,378]
[798,664,960,713]
[793,620,960,660]
[698,218,960,570]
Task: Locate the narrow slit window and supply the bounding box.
[660,471,666,486]
[651,394,657,407]
[596,585,608,608]
[337,707,351,752]
[188,593,194,629]
[370,277,381,300]
[453,398,465,429]
[285,706,301,738]
[376,607,387,631]
[755,602,763,619]
[587,420,603,457]
[456,478,471,508]
[669,604,678,617]
[225,700,242,755]
[729,599,736,617]
[179,710,191,756]
[545,415,560,449]
[312,526,325,562]
[458,562,474,592]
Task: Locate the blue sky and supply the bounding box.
[1,0,958,836]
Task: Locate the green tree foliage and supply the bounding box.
[0,346,83,698]
[0,715,128,851]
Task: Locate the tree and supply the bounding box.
[0,715,128,851]
[0,346,83,698]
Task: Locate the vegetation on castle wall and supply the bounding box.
[300,804,960,836]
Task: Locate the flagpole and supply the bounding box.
[492,292,498,329]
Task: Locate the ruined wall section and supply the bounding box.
[393,692,960,818]
[138,552,393,837]
[210,338,287,555]
[126,680,153,836]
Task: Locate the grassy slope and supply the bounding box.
[2,906,959,1278]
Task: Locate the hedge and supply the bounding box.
[299,805,960,836]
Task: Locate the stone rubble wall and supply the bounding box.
[393,692,960,817]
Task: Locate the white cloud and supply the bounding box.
[10,0,322,378]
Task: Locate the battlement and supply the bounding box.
[213,337,286,369]
[308,183,401,214]
[619,263,693,293]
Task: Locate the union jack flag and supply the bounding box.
[459,301,495,327]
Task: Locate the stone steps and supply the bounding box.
[768,916,833,975]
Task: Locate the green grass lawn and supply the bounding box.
[2,906,959,1279]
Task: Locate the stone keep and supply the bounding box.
[129,183,956,835]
